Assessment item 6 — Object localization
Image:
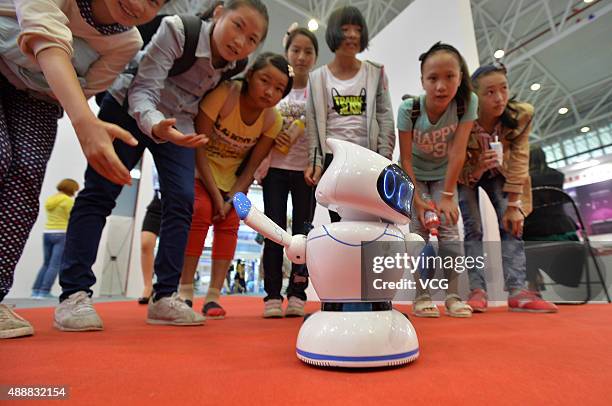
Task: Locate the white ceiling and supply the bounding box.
[260,0,611,147]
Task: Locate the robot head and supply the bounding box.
[316,139,414,224]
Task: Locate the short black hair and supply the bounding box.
[529,146,549,174]
[325,6,369,53]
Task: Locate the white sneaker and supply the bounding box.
[0,304,34,338]
[263,299,283,318]
[147,293,205,326]
[285,297,305,317]
[54,291,103,331]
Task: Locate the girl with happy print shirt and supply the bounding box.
[397,42,478,319]
[55,0,269,332]
[179,52,290,319]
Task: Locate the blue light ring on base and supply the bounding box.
[321,301,392,311]
[307,224,397,247]
[296,348,419,362]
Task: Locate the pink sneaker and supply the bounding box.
[508,290,558,313]
[467,289,488,313]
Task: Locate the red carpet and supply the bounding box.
[1,297,611,405]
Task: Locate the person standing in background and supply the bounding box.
[259,25,318,318]
[31,179,80,299]
[397,42,477,318]
[179,53,289,319]
[524,146,578,242]
[459,64,557,313]
[137,164,161,305]
[304,6,395,222]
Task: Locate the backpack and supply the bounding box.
[97,14,248,106]
[407,96,465,128]
[136,14,248,79]
[138,14,249,82]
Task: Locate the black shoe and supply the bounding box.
[137,296,150,305]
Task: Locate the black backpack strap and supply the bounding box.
[220,58,249,82]
[136,14,168,47]
[168,14,203,77]
[410,97,420,129]
[456,97,465,121]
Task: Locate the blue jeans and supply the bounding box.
[411,180,462,297]
[32,232,65,294]
[59,95,195,300]
[458,174,526,291]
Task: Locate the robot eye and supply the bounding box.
[377,164,415,219]
[383,169,396,199]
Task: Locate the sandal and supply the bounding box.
[202,301,226,319]
[445,294,473,318]
[412,294,440,318]
[137,296,150,305]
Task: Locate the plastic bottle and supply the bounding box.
[422,193,440,237]
[489,135,503,165]
[274,117,305,154]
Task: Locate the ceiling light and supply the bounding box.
[572,159,599,171]
[494,49,505,59]
[558,107,569,115]
[580,126,590,133]
[308,18,319,31]
[583,0,594,3]
[530,83,541,91]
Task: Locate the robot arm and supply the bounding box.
[233,193,306,264]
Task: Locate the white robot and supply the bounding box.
[233,139,422,368]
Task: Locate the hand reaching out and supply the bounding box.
[73,117,137,186]
[153,118,208,148]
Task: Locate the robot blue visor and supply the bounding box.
[376,164,414,219]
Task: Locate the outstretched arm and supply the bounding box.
[37,47,137,185]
